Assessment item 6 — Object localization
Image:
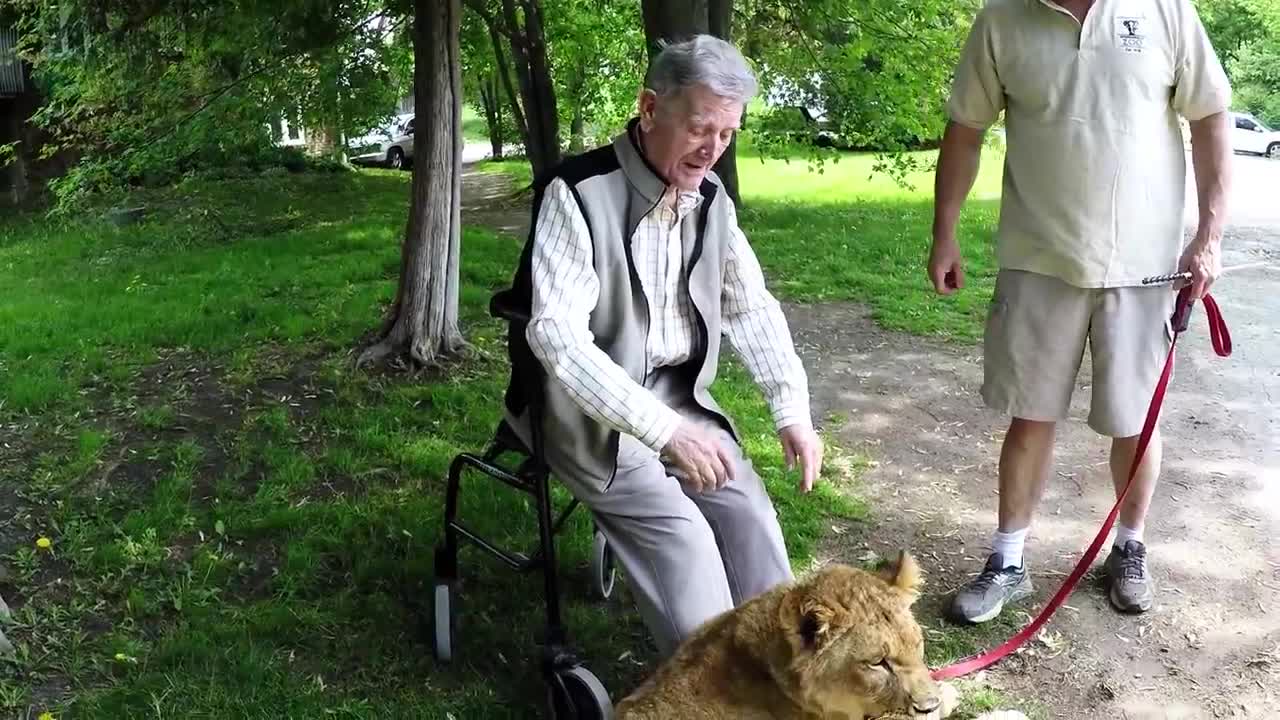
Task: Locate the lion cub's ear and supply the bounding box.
[797,597,836,650]
[780,582,837,652]
[876,550,924,605]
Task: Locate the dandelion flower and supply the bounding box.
[35,537,52,550]
[38,713,55,720]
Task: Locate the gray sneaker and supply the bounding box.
[1105,540,1154,613]
[949,553,1033,624]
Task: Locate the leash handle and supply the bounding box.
[1170,286,1195,333]
[930,292,1231,681]
[1169,287,1231,354]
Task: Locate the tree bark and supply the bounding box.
[2,101,26,205]
[479,75,504,159]
[643,0,708,56]
[707,0,740,205]
[501,0,559,179]
[568,58,586,154]
[2,61,35,205]
[569,104,585,154]
[641,0,742,205]
[486,17,529,154]
[358,0,465,369]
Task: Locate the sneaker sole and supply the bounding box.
[954,581,1034,624]
[1108,585,1153,614]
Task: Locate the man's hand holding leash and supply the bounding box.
[1179,231,1223,301]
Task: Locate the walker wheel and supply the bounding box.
[432,582,453,662]
[547,665,613,719]
[590,529,616,600]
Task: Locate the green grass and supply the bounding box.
[476,155,534,189]
[738,139,1004,342]
[0,164,868,718]
[461,104,489,143]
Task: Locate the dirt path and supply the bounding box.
[788,226,1280,719]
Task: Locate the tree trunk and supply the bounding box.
[643,0,708,56]
[2,101,27,205]
[2,62,35,205]
[487,17,529,155]
[501,0,559,179]
[304,123,340,159]
[569,104,584,154]
[641,0,742,205]
[480,75,504,160]
[568,58,586,154]
[358,0,465,369]
[707,0,740,205]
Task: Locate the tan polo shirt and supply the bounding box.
[947,0,1231,288]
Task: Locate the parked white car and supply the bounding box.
[381,116,415,169]
[1230,111,1280,159]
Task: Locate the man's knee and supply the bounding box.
[664,510,722,559]
[1006,417,1056,448]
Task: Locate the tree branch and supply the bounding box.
[144,12,406,147]
[463,0,517,41]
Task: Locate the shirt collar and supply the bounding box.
[616,117,709,215]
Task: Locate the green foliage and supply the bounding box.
[739,0,981,181]
[543,0,647,145]
[1196,0,1268,68]
[459,9,523,148]
[1232,40,1280,127]
[3,0,410,210]
[1197,0,1280,127]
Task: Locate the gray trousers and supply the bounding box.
[542,369,794,658]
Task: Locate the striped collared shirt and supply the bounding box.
[525,177,811,454]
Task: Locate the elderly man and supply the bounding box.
[929,0,1231,623]
[500,35,822,656]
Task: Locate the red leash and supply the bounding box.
[931,287,1232,681]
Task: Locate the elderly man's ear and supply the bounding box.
[637,88,658,132]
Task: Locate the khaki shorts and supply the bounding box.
[981,269,1176,438]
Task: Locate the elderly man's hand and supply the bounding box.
[780,424,823,493]
[662,420,735,493]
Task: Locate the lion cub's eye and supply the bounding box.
[870,658,893,672]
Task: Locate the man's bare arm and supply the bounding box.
[1182,111,1231,299]
[928,121,986,294]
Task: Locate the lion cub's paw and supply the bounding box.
[915,682,959,719]
[913,685,1027,720]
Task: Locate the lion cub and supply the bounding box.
[615,552,946,720]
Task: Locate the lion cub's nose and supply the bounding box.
[912,696,941,715]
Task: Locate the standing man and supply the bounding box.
[504,35,823,656]
[929,0,1231,622]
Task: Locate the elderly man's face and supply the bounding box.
[637,83,742,192]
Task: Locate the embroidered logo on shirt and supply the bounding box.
[1116,17,1145,53]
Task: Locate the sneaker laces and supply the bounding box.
[1116,542,1147,581]
[968,557,1012,592]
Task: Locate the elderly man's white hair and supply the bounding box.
[643,34,758,104]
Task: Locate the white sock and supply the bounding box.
[1114,523,1144,549]
[991,527,1029,569]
